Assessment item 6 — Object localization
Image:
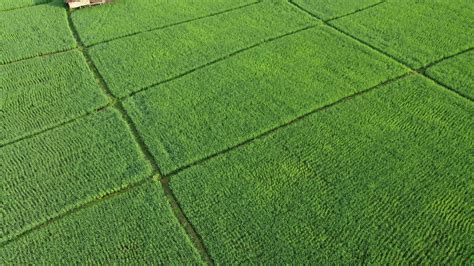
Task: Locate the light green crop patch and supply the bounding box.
[89,1,315,98]
[0,109,152,242]
[0,0,50,11]
[71,0,258,46]
[425,50,473,99]
[170,75,474,264]
[1,181,202,264]
[330,0,474,68]
[0,50,108,145]
[123,25,408,174]
[0,1,76,64]
[292,0,381,20]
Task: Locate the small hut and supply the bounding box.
[65,0,112,9]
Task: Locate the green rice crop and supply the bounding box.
[0,50,108,145]
[0,1,76,64]
[329,0,474,68]
[71,0,257,46]
[1,109,152,242]
[0,0,50,11]
[89,1,314,98]
[425,50,473,99]
[123,25,407,174]
[170,75,474,264]
[1,181,202,264]
[292,0,381,20]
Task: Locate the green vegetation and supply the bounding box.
[89,1,314,98]
[1,109,151,242]
[330,0,474,68]
[123,25,407,173]
[71,0,257,46]
[0,50,108,145]
[0,1,76,64]
[2,0,473,264]
[0,0,50,11]
[292,0,381,20]
[170,75,474,264]
[1,181,201,264]
[426,50,473,99]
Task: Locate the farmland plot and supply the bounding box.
[1,109,152,242]
[71,0,258,46]
[292,0,381,20]
[0,51,108,145]
[425,50,473,99]
[0,1,76,64]
[1,181,201,264]
[89,1,315,98]
[330,0,474,68]
[0,0,49,11]
[123,26,407,173]
[170,75,474,264]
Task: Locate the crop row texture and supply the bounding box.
[0,1,76,64]
[170,75,474,264]
[1,109,152,242]
[0,50,108,145]
[123,26,407,174]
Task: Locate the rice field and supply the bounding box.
[1,0,473,264]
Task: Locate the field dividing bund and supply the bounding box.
[70,0,260,46]
[0,1,76,65]
[2,180,202,264]
[327,0,474,69]
[88,1,315,98]
[123,25,408,174]
[64,6,214,263]
[288,0,474,102]
[0,109,152,243]
[169,75,474,264]
[292,0,383,21]
[0,50,109,146]
[425,49,473,100]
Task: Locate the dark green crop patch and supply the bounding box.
[170,75,474,264]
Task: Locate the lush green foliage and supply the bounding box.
[0,0,49,10]
[89,1,314,98]
[0,2,76,64]
[1,109,152,242]
[71,0,256,46]
[426,50,473,99]
[0,51,108,145]
[171,75,474,264]
[293,0,381,20]
[123,25,407,173]
[1,181,201,264]
[330,0,474,68]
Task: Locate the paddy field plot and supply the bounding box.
[0,1,76,64]
[0,50,108,145]
[1,0,473,264]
